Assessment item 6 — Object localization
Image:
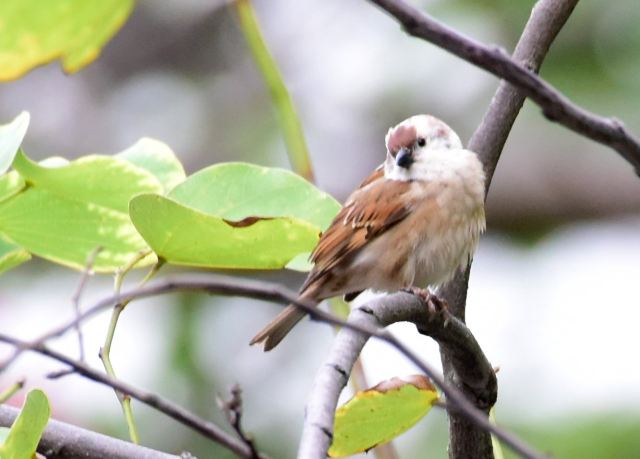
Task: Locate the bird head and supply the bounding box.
[383,115,463,179]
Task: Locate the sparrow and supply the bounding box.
[251,114,486,351]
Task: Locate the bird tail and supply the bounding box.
[249,305,306,351]
[250,292,317,351]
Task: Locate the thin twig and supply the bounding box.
[3,275,545,459]
[71,246,103,362]
[366,0,640,174]
[0,378,25,404]
[218,384,263,459]
[0,333,264,459]
[0,244,103,372]
[99,249,155,445]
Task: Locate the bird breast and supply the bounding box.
[351,149,486,291]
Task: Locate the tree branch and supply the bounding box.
[299,2,581,458]
[437,1,580,457]
[0,275,543,459]
[298,292,542,459]
[0,333,266,459]
[218,384,262,459]
[367,0,640,174]
[0,405,183,459]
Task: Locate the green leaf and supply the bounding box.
[0,0,134,81]
[116,137,186,193]
[0,112,30,174]
[284,251,313,272]
[129,193,321,269]
[168,162,339,231]
[490,408,505,459]
[0,389,50,459]
[0,149,159,272]
[329,376,439,458]
[13,150,162,213]
[0,172,26,204]
[0,427,9,446]
[0,188,149,272]
[129,162,339,270]
[0,237,31,275]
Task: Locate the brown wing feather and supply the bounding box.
[357,164,384,188]
[301,178,414,295]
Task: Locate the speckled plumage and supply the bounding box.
[251,115,486,351]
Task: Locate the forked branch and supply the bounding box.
[367,0,640,174]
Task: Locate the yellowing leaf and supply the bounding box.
[0,0,134,80]
[329,375,438,458]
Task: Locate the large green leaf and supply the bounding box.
[13,150,162,213]
[0,112,29,175]
[0,172,26,204]
[0,237,31,275]
[130,162,340,269]
[0,0,134,81]
[0,389,50,459]
[129,193,321,269]
[0,150,160,272]
[329,376,439,458]
[168,162,339,230]
[115,138,186,193]
[0,428,9,446]
[0,188,149,272]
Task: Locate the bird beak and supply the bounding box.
[395,147,413,169]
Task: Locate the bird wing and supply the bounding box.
[356,163,384,188]
[301,177,414,295]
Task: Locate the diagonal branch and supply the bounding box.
[0,332,267,459]
[0,405,183,459]
[367,0,640,174]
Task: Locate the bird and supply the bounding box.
[250,114,486,351]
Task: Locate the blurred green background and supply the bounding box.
[1,0,640,458]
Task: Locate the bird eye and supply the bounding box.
[417,137,426,147]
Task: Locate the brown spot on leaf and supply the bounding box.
[371,375,436,393]
[222,216,273,228]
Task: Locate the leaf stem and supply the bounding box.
[98,250,163,444]
[234,0,315,182]
[0,379,25,404]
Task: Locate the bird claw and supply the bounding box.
[401,287,449,323]
[401,286,431,301]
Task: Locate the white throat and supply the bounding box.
[385,148,483,183]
